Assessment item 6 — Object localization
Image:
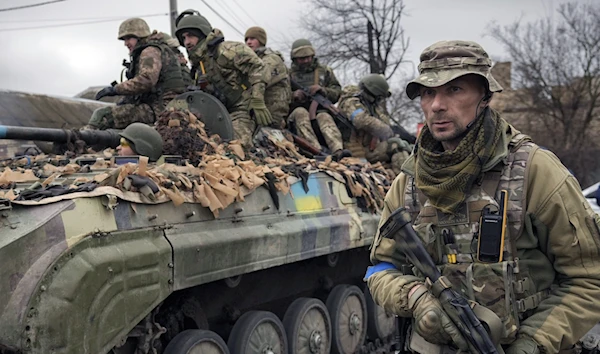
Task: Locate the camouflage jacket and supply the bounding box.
[255,46,291,125]
[339,85,393,149]
[187,29,268,112]
[367,119,600,353]
[290,58,341,106]
[115,32,185,103]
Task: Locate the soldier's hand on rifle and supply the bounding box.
[95,86,118,100]
[293,89,306,102]
[248,98,273,126]
[409,284,469,350]
[505,336,541,354]
[308,84,323,95]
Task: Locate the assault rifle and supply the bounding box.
[290,79,354,137]
[379,208,500,354]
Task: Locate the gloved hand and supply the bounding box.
[88,107,113,130]
[409,284,468,350]
[293,89,306,102]
[248,97,273,126]
[95,86,118,100]
[505,336,540,354]
[387,137,411,154]
[309,84,323,95]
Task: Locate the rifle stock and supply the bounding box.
[379,208,499,354]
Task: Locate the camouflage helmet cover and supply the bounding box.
[405,40,503,99]
[175,10,212,44]
[118,18,151,40]
[360,74,391,98]
[119,123,164,161]
[291,38,316,59]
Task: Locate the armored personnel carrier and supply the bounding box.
[0,91,398,354]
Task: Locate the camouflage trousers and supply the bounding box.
[230,110,256,148]
[288,107,343,152]
[91,91,181,130]
[264,83,291,129]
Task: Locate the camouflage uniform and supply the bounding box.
[367,40,600,354]
[109,31,185,129]
[254,46,291,129]
[289,57,343,153]
[338,85,393,157]
[187,29,269,147]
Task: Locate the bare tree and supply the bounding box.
[488,2,600,186]
[302,0,409,80]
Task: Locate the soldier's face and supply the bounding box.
[294,56,313,68]
[117,138,136,156]
[419,75,487,150]
[182,32,200,50]
[246,37,260,51]
[122,36,138,54]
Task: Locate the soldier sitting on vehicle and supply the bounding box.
[339,74,412,174]
[86,18,186,130]
[117,123,163,162]
[175,10,272,148]
[288,38,350,161]
[245,26,292,129]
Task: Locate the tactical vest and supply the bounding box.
[199,38,251,112]
[403,134,548,344]
[290,66,327,89]
[129,41,185,104]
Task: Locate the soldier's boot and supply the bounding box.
[332,149,352,162]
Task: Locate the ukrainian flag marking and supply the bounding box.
[291,175,323,211]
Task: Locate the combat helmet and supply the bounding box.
[406,40,503,99]
[290,39,316,59]
[175,9,213,45]
[118,18,151,40]
[359,74,391,98]
[119,123,164,161]
[161,32,181,49]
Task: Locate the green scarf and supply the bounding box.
[415,108,503,214]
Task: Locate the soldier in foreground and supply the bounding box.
[288,39,349,160]
[366,40,600,353]
[245,26,291,129]
[339,74,411,173]
[175,10,272,148]
[87,18,186,130]
[117,122,163,162]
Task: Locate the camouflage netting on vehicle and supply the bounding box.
[155,108,208,164]
[0,111,395,216]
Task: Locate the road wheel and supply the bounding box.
[227,311,287,354]
[326,285,367,354]
[364,287,395,340]
[283,297,331,354]
[163,329,229,354]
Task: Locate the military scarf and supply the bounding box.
[415,108,503,214]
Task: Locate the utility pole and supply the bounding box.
[367,21,380,74]
[170,0,178,37]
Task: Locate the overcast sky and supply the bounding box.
[0,0,585,96]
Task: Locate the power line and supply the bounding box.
[199,0,244,37]
[0,0,66,12]
[0,13,168,32]
[0,16,128,23]
[215,0,249,31]
[229,0,260,25]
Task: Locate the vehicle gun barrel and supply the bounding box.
[0,125,121,148]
